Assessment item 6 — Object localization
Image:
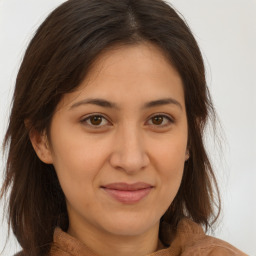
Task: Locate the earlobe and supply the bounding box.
[185,149,190,161]
[29,128,53,164]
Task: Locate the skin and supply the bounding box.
[31,42,189,256]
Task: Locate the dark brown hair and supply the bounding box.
[1,0,220,255]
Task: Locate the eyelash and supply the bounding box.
[147,114,174,128]
[80,114,110,129]
[80,113,174,129]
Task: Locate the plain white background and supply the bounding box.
[0,0,255,255]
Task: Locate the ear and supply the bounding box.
[29,128,53,164]
[185,149,190,161]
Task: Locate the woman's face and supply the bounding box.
[41,43,188,239]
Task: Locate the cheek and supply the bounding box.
[50,130,108,203]
[151,133,187,173]
[149,133,187,198]
[51,119,108,173]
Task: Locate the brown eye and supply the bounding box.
[147,114,173,127]
[152,116,164,125]
[90,116,103,126]
[81,115,109,128]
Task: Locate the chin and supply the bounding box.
[100,213,159,236]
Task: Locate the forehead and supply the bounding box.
[57,42,185,110]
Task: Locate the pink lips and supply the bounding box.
[101,182,153,204]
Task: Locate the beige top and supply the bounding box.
[49,218,247,256]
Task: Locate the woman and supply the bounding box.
[0,0,247,255]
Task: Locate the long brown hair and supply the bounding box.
[1,0,220,255]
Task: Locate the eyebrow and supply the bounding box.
[70,98,182,110]
[143,98,182,110]
[70,98,118,109]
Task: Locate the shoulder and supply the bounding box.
[182,234,248,255]
[168,218,248,256]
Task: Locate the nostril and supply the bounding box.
[109,151,150,173]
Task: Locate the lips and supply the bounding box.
[101,182,153,204]
[102,182,152,191]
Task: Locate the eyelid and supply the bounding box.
[80,112,174,129]
[80,113,112,128]
[146,113,174,127]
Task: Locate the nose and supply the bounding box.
[109,126,150,174]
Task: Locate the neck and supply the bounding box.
[67,220,160,256]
